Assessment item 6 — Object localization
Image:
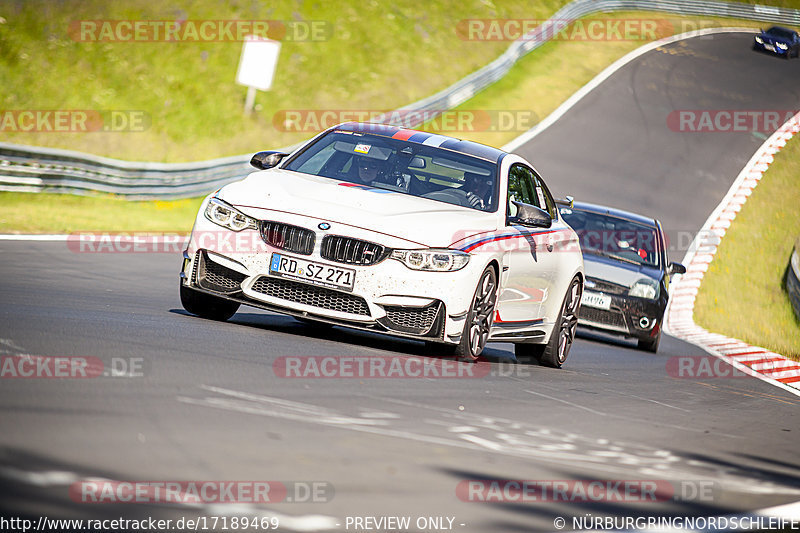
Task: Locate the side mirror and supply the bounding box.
[509,200,552,228]
[555,195,574,208]
[250,151,289,170]
[667,262,686,276]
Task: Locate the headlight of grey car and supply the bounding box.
[628,278,659,300]
[390,249,470,272]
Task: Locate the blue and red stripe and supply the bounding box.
[458,229,558,253]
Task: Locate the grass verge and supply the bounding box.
[0,193,202,234]
[694,134,800,360]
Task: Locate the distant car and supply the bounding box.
[180,122,584,366]
[559,202,685,353]
[753,26,800,58]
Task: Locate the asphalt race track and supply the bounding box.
[1,32,799,532]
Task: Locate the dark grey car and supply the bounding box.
[559,202,685,352]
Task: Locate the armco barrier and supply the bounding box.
[0,142,256,200]
[3,0,800,199]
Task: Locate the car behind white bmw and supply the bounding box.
[180,122,584,366]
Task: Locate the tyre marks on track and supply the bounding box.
[178,385,800,499]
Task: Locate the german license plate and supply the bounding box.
[581,291,611,310]
[765,44,775,52]
[270,253,356,292]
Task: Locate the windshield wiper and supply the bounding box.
[585,250,643,266]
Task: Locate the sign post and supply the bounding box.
[236,35,281,115]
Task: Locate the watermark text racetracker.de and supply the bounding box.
[668,109,800,133]
[68,231,272,254]
[455,18,720,41]
[274,109,539,133]
[68,232,190,253]
[457,479,717,503]
[0,356,145,378]
[0,110,149,133]
[68,19,333,42]
[274,355,535,379]
[70,480,333,504]
[666,356,749,379]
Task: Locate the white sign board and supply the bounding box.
[236,35,281,91]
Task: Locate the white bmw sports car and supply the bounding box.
[180,122,584,367]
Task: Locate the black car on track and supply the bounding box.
[559,202,685,353]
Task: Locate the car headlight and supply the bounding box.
[755,36,763,44]
[204,197,258,232]
[777,42,788,49]
[628,278,659,300]
[390,249,470,271]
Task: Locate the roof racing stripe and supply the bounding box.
[421,134,451,147]
[391,129,416,141]
[407,132,432,143]
[440,139,505,163]
[336,122,506,163]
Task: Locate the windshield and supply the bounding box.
[766,26,796,39]
[560,207,660,268]
[284,129,499,212]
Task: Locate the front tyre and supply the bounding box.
[180,283,240,321]
[540,275,582,368]
[455,265,498,362]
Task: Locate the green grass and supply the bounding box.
[694,134,800,360]
[0,193,202,233]
[0,0,569,162]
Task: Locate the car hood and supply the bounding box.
[217,169,499,248]
[582,252,662,289]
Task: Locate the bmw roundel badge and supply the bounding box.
[318,222,331,230]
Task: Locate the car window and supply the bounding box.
[284,130,499,212]
[507,164,537,218]
[559,207,660,268]
[767,27,797,39]
[293,143,337,175]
